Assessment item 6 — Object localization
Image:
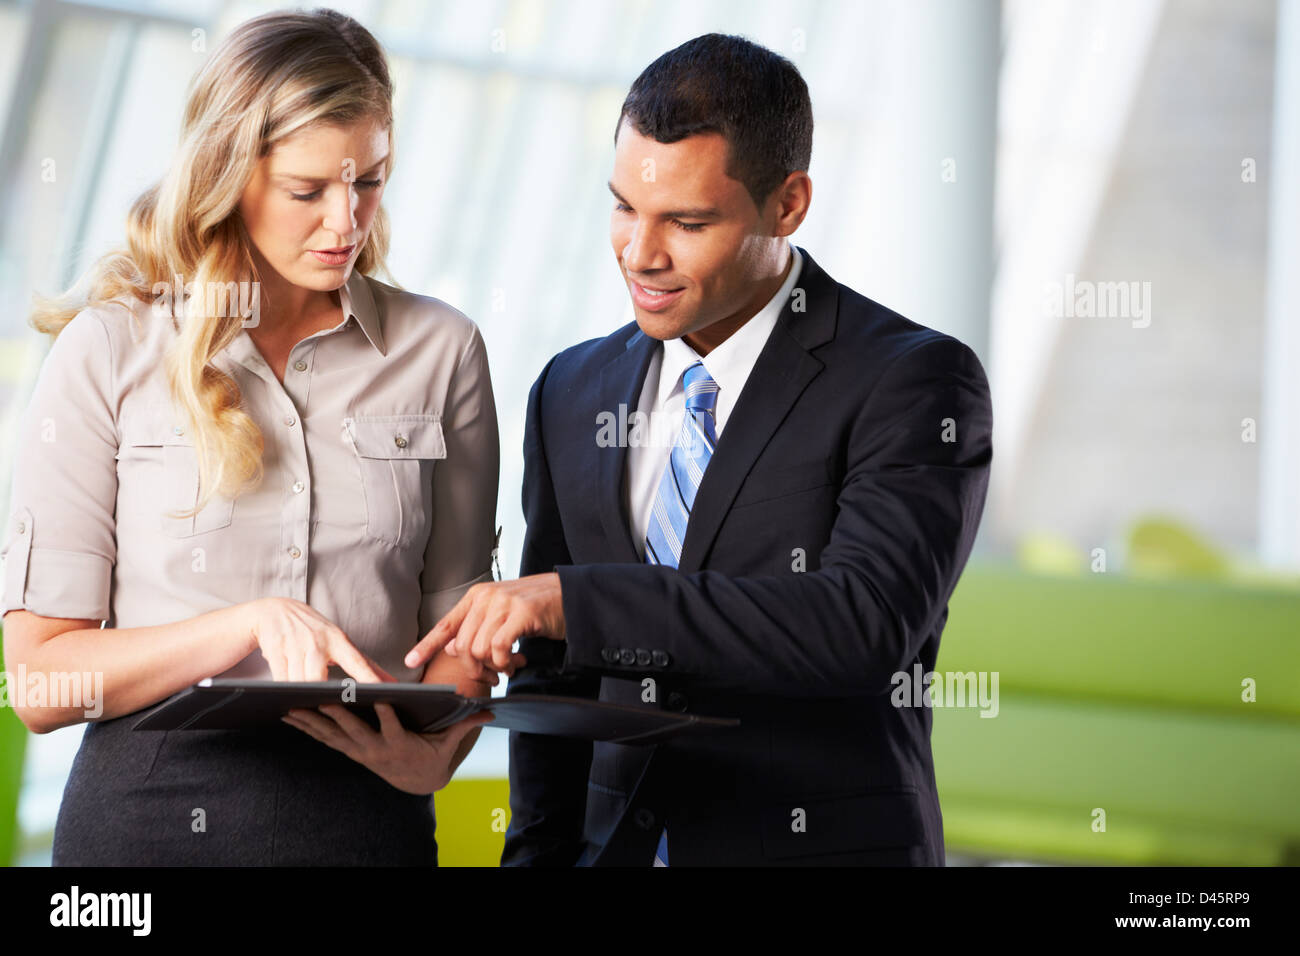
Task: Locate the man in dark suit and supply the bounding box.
[407,33,992,866]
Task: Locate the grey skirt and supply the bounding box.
[52,712,439,866]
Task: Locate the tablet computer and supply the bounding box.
[131,678,738,745]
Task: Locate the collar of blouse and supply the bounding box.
[219,269,387,377]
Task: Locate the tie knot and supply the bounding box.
[682,361,718,413]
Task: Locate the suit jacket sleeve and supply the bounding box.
[501,355,601,867]
[555,335,993,698]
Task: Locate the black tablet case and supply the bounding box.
[131,678,738,745]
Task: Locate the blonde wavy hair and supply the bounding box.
[30,8,396,514]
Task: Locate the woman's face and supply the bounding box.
[238,118,390,295]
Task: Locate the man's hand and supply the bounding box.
[404,573,566,675]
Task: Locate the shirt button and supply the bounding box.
[284,416,296,427]
[292,481,304,494]
[293,360,307,372]
[288,546,301,559]
[172,426,184,436]
[394,435,408,449]
[16,521,25,534]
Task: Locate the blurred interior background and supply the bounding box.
[1,0,1297,866]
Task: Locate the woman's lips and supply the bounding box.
[629,278,686,312]
[311,245,356,265]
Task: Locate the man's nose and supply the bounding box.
[621,220,668,275]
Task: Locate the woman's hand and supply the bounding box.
[281,703,494,794]
[240,597,393,683]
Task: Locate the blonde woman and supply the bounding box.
[0,9,499,865]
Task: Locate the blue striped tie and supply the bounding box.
[644,361,718,569]
[645,360,718,866]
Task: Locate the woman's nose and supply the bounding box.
[323,184,358,242]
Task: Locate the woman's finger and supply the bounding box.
[447,710,495,744]
[373,701,407,740]
[264,641,288,681]
[282,712,349,755]
[317,703,379,746]
[287,643,304,683]
[329,634,386,683]
[426,710,495,753]
[303,647,329,683]
[281,715,317,740]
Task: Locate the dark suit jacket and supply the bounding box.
[501,247,993,866]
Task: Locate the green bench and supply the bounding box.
[932,563,1300,865]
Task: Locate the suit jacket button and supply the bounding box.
[666,692,688,712]
[635,648,652,666]
[601,648,620,663]
[652,650,670,667]
[632,808,655,830]
[619,648,637,666]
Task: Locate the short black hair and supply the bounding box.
[615,33,813,209]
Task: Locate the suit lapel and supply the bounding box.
[596,328,659,562]
[677,248,840,573]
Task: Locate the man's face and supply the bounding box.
[609,119,782,348]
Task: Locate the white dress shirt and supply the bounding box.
[626,244,804,557]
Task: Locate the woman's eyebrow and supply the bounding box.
[272,158,388,184]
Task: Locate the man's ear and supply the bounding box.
[770,171,812,237]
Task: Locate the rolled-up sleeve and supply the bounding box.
[417,324,500,635]
[2,310,118,622]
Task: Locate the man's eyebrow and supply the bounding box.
[607,181,721,220]
[273,157,388,184]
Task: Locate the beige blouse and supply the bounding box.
[0,270,499,682]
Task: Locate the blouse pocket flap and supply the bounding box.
[345,415,446,460]
[121,408,193,448]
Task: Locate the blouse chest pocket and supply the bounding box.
[119,416,236,538]
[344,414,445,548]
